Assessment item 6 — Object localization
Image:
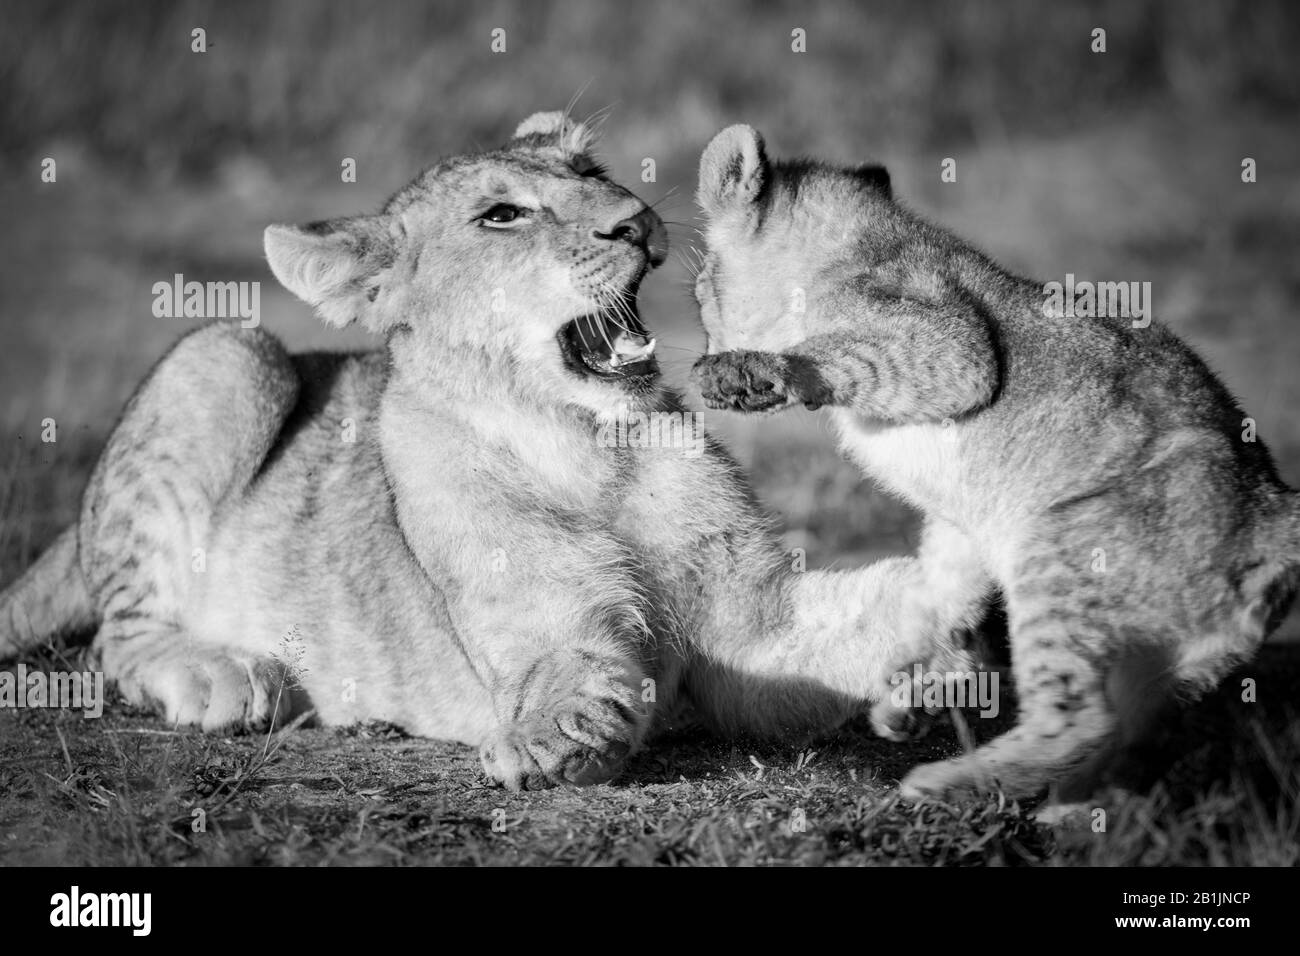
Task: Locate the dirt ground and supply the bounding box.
[1,638,1297,866]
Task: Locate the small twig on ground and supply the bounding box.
[53,722,73,776]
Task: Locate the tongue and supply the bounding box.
[609,330,656,368]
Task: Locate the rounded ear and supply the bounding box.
[512,110,596,155]
[853,162,892,199]
[264,215,398,330]
[698,125,768,216]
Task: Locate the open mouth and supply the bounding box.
[558,303,659,382]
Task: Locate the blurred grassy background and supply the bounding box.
[1,0,1298,583]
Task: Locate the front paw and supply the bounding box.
[693,351,800,413]
[479,691,643,791]
[899,756,994,802]
[112,646,290,733]
[869,697,935,743]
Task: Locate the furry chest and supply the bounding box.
[832,412,966,517]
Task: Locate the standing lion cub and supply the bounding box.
[1,112,928,791]
[691,124,1300,800]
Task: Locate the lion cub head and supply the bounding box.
[264,111,668,413]
[693,124,891,354]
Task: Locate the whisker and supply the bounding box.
[606,293,641,337]
[574,312,599,353]
[649,344,705,354]
[562,82,594,131]
[675,245,710,280]
[596,287,644,347]
[593,301,617,353]
[583,102,619,137]
[647,188,682,211]
[600,306,636,337]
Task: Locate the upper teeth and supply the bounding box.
[608,333,656,368]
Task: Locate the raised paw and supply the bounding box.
[480,691,643,791]
[111,645,290,733]
[693,350,828,413]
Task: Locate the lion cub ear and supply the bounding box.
[853,163,892,199]
[264,216,399,330]
[698,125,769,217]
[512,111,596,155]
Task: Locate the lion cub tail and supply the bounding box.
[0,525,97,661]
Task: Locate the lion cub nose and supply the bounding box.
[594,208,668,267]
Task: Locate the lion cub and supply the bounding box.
[0,114,933,793]
[691,125,1300,800]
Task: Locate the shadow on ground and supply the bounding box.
[2,641,1296,866]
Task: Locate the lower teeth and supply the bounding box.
[609,334,656,369]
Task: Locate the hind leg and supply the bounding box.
[80,323,299,730]
[901,585,1117,800]
[907,603,1273,803]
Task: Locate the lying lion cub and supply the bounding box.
[0,112,922,790]
[691,124,1300,800]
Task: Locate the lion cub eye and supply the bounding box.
[477,204,526,228]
